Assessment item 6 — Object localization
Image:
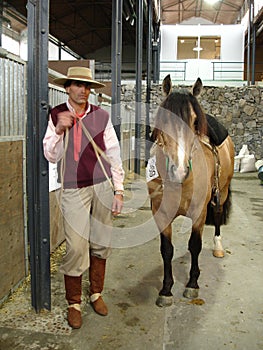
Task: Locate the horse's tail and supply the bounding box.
[205,185,232,225]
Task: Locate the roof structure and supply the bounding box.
[161,0,246,25]
[3,0,246,59]
[3,1,263,84]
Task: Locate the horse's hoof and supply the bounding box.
[213,249,224,258]
[156,295,173,307]
[183,288,199,299]
[213,236,224,258]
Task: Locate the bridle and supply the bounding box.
[157,130,198,177]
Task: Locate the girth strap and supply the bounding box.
[200,138,221,210]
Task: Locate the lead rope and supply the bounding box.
[78,117,114,190]
[59,126,68,206]
[59,118,114,205]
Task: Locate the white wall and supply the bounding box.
[160,24,245,81]
[220,25,244,61]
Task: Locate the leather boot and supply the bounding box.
[89,255,108,316]
[64,275,82,329]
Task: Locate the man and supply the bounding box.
[43,66,124,329]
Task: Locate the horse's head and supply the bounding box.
[154,75,207,184]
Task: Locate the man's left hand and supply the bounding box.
[111,194,123,216]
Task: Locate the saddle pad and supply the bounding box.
[206,114,228,146]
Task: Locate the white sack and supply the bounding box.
[240,154,256,173]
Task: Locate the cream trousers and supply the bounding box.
[60,180,113,276]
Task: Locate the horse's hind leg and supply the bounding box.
[156,231,174,307]
[213,207,225,258]
[183,230,202,299]
[213,186,232,257]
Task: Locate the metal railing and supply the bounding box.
[160,61,187,81]
[159,60,263,82]
[212,61,244,81]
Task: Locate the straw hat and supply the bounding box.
[53,66,105,89]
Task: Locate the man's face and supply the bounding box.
[66,80,91,105]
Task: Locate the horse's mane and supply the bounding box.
[151,89,207,142]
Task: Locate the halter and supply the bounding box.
[157,131,197,176]
[165,156,192,172]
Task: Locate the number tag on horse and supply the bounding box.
[146,155,159,182]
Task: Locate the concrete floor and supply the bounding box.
[0,172,262,350]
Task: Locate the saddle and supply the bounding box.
[206,114,228,146]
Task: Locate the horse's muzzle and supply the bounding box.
[168,164,190,184]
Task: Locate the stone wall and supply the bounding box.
[121,83,263,160]
[199,85,263,160]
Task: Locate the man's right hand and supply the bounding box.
[55,111,75,135]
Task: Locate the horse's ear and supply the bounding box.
[150,127,158,143]
[162,74,172,96]
[192,77,203,97]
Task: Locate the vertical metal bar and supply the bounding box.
[135,0,143,174]
[157,31,161,81]
[251,0,256,85]
[145,0,152,164]
[247,0,251,86]
[213,62,215,80]
[111,0,122,141]
[0,0,3,47]
[116,0,123,140]
[111,1,117,126]
[152,21,160,83]
[251,23,256,84]
[27,0,51,312]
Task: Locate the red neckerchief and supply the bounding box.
[73,112,85,161]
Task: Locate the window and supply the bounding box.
[177,37,197,59]
[200,36,221,59]
[177,36,221,60]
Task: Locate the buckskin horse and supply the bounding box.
[147,75,234,307]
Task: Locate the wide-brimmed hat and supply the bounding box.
[53,66,105,89]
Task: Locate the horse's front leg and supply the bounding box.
[156,230,174,307]
[183,229,202,299]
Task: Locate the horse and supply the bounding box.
[147,75,235,307]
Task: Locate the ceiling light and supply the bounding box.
[204,0,219,4]
[193,47,203,51]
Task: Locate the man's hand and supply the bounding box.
[111,194,123,216]
[55,111,75,135]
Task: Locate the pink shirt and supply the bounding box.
[43,101,124,191]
